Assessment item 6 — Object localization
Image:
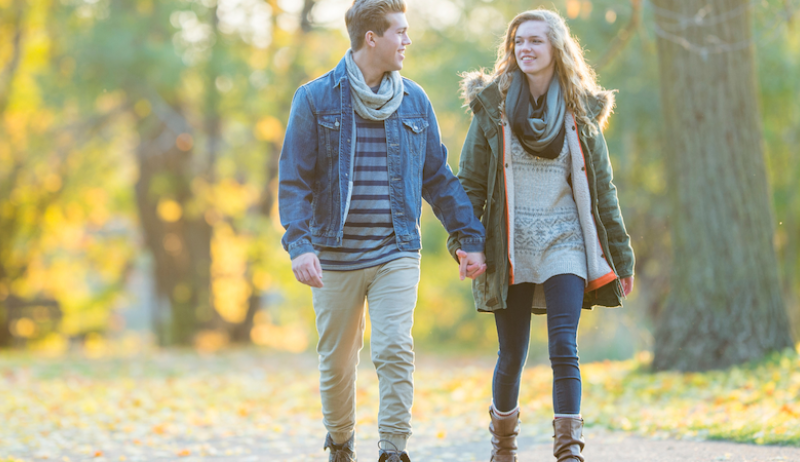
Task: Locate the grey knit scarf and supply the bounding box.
[505,69,566,159]
[345,49,404,121]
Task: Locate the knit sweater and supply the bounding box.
[509,132,587,284]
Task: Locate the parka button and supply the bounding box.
[581,166,585,171]
[571,125,575,131]
[504,163,509,168]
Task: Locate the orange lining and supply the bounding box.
[501,123,515,285]
[585,271,617,292]
[573,117,616,293]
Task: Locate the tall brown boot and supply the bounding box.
[489,406,519,462]
[552,417,585,461]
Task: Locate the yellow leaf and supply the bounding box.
[11,317,36,338]
[255,116,283,142]
[43,173,62,192]
[134,99,151,118]
[157,199,183,223]
[176,133,193,151]
[566,0,581,18]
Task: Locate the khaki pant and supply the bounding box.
[311,256,420,452]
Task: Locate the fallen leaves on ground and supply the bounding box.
[0,347,797,461]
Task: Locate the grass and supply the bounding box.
[566,348,800,445]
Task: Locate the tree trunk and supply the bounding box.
[199,4,233,336]
[135,114,212,346]
[653,0,794,371]
[230,290,260,343]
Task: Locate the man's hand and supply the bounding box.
[456,249,487,281]
[292,252,324,288]
[621,276,634,297]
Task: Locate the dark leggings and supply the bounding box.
[492,274,584,414]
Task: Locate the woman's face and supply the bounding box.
[513,20,554,77]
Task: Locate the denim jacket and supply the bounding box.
[279,57,485,260]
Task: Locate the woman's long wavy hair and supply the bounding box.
[494,9,612,133]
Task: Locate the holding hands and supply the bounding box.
[293,249,488,286]
[456,249,487,281]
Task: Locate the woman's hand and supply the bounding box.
[621,276,634,297]
[456,249,487,280]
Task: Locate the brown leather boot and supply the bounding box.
[552,417,585,461]
[489,406,519,462]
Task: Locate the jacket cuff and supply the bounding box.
[446,235,461,263]
[614,254,635,280]
[459,237,485,253]
[287,240,316,260]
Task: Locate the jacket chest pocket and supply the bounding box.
[315,115,340,194]
[401,118,428,158]
[317,115,341,158]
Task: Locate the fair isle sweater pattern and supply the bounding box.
[509,132,587,284]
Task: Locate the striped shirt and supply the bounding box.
[317,114,420,271]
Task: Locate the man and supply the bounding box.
[278,1,486,460]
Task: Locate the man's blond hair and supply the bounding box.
[345,0,407,51]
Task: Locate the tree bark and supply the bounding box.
[135,112,211,346]
[653,0,794,371]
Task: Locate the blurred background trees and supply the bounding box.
[0,0,797,368]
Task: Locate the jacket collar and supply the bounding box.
[333,56,347,87]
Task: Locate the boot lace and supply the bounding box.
[378,440,405,462]
[330,450,352,462]
[323,434,354,462]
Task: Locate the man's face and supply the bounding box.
[373,12,411,72]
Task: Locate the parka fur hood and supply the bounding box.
[459,70,616,130]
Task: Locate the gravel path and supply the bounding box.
[267,429,800,462]
[246,429,800,461]
[22,429,795,461]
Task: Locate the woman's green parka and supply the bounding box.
[447,73,635,313]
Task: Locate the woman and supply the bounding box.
[448,8,635,462]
